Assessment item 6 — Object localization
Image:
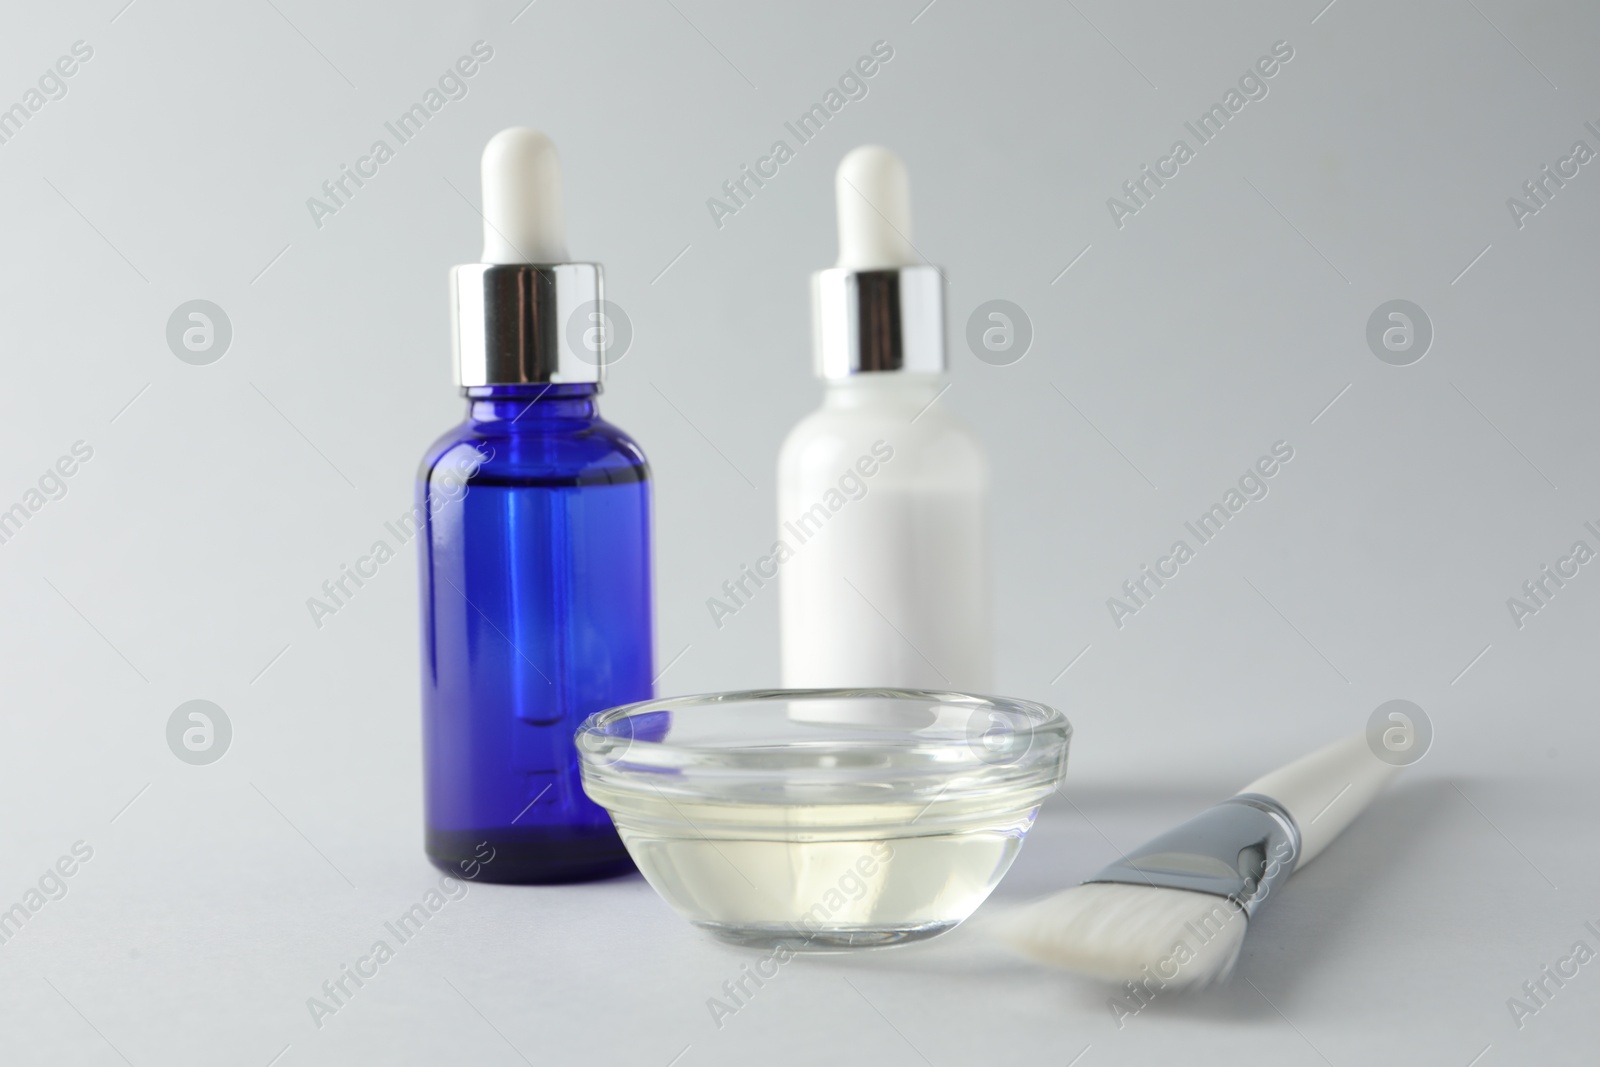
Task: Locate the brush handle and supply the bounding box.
[1239,731,1402,867]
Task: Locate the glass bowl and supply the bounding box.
[576,688,1070,950]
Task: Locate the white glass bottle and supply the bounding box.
[777,146,991,691]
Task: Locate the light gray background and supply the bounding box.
[2,0,1596,1063]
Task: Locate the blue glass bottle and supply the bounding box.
[420,127,652,882]
[418,382,652,883]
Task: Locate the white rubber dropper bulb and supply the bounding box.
[480,127,569,264]
[834,145,917,270]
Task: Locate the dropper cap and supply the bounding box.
[480,128,569,263]
[834,146,917,269]
[812,145,945,379]
[452,127,603,387]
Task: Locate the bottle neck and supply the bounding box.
[821,373,947,409]
[465,383,600,423]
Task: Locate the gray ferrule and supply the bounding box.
[1084,794,1301,918]
[811,265,946,378]
[451,262,604,386]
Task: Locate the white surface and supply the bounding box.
[834,145,917,269]
[777,376,992,689]
[3,0,1600,1062]
[478,127,568,263]
[1241,730,1401,865]
[6,751,1594,1066]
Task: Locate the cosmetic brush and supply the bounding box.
[996,731,1402,988]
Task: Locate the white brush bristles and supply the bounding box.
[996,883,1249,990]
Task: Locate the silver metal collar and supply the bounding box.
[1084,794,1301,918]
[451,262,603,386]
[811,265,946,379]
